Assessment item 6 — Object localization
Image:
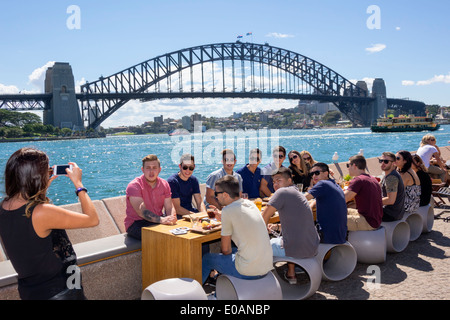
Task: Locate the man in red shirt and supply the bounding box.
[344,155,383,231]
[125,154,176,239]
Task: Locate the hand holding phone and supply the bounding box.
[52,164,73,176]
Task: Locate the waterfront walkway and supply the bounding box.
[309,200,450,300]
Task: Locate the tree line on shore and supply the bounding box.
[0,110,100,139]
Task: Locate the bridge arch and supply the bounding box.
[80,42,373,128]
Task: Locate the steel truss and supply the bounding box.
[80,42,371,128]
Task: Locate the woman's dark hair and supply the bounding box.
[4,148,51,217]
[397,150,413,174]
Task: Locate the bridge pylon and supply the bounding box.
[43,62,84,130]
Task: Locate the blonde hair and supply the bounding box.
[420,134,436,147]
[300,150,317,165]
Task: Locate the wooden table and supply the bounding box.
[141,213,279,289]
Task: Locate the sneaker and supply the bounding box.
[284,271,297,285]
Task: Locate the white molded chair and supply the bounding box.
[314,242,357,281]
[381,220,410,253]
[272,256,322,300]
[402,211,423,241]
[417,204,434,233]
[141,278,207,300]
[347,227,386,264]
[215,272,282,300]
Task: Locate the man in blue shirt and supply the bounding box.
[260,146,286,197]
[236,148,262,199]
[167,154,206,219]
[305,162,347,244]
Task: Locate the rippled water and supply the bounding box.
[1,125,448,205]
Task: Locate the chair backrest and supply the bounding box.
[102,196,127,233]
[61,200,121,244]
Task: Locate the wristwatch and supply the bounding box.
[75,187,88,196]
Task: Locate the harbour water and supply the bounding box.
[0,125,448,205]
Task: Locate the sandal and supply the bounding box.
[284,270,297,285]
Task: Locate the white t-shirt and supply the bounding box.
[417,145,438,168]
[221,199,273,276]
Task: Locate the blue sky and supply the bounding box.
[0,0,449,128]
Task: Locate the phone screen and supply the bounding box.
[55,165,71,175]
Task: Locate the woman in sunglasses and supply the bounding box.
[167,154,206,219]
[300,150,317,171]
[288,150,309,192]
[395,150,421,215]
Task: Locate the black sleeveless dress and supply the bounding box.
[0,204,66,299]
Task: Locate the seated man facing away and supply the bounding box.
[344,155,383,231]
[379,152,405,221]
[125,154,176,240]
[167,153,206,219]
[305,162,347,244]
[262,167,320,284]
[202,175,273,284]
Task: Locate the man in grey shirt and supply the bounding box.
[379,152,405,221]
[262,167,320,284]
[204,149,243,209]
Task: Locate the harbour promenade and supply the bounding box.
[302,146,450,300]
[310,202,450,300]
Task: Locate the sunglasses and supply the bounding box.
[346,163,352,168]
[395,156,402,161]
[289,154,299,161]
[273,154,285,159]
[303,156,311,161]
[182,165,195,171]
[309,170,322,177]
[214,191,225,197]
[223,157,235,162]
[250,156,260,162]
[378,159,393,164]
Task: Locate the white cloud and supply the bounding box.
[416,73,450,86]
[395,27,401,31]
[365,43,386,54]
[401,73,450,86]
[28,61,55,91]
[266,32,294,39]
[0,83,20,94]
[401,80,415,86]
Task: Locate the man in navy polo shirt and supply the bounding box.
[236,148,263,199]
[168,154,206,219]
[305,162,347,244]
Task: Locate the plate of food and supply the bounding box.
[190,219,221,234]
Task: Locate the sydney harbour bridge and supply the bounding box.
[0,42,426,130]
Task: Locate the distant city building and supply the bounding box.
[154,115,163,124]
[192,113,202,122]
[182,116,191,130]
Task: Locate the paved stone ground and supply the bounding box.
[204,198,450,300]
[309,202,450,300]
